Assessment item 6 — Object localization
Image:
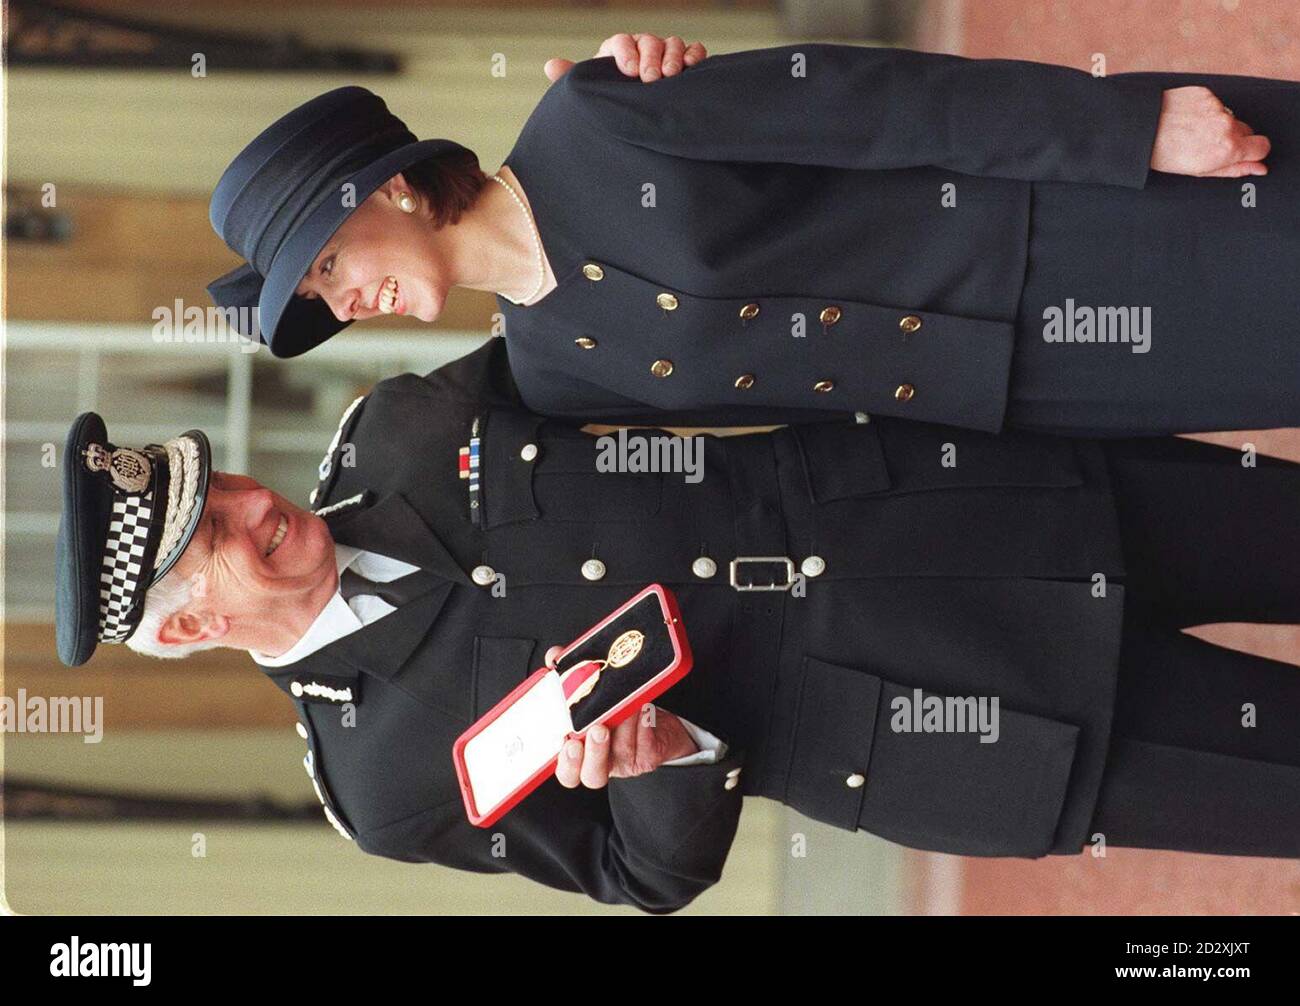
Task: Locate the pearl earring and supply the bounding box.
[397,192,416,213]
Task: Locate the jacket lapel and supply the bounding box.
[324,490,471,586]
[261,579,454,703]
[261,491,467,700]
[316,577,454,681]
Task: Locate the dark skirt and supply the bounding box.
[1009,71,1300,436]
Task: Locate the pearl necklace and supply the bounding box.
[491,173,546,305]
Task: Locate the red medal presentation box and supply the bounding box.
[453,583,693,828]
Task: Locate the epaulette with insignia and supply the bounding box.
[313,490,370,519]
[309,393,368,509]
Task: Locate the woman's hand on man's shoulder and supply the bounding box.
[545,33,708,84]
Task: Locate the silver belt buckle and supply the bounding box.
[729,556,794,592]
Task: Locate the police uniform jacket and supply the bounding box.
[496,44,1166,434]
[261,339,1127,913]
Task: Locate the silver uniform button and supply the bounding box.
[520,443,539,462]
[471,564,497,586]
[854,412,871,424]
[846,773,866,788]
[724,776,740,791]
[295,722,308,740]
[581,558,607,581]
[290,681,304,697]
[726,767,742,779]
[801,555,826,577]
[692,556,718,579]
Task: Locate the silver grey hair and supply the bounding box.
[125,569,221,660]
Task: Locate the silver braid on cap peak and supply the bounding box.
[153,435,203,571]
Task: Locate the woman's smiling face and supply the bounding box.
[294,172,449,325]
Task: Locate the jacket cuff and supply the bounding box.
[607,747,747,881]
[1101,77,1166,189]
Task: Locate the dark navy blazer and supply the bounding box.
[498,44,1165,433]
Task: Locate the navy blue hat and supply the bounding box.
[207,86,469,358]
[56,413,212,666]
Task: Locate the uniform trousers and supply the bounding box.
[1089,435,1300,856]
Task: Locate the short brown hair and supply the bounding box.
[403,148,488,227]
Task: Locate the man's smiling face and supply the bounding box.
[154,472,338,652]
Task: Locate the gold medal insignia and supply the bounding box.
[607,629,645,668]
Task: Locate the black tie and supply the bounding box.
[338,566,435,608]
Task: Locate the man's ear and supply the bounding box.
[156,609,230,647]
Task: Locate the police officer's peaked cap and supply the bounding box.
[56,412,213,666]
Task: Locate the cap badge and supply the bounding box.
[84,443,152,494]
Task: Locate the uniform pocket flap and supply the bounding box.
[793,422,892,501]
[784,656,883,830]
[532,426,612,472]
[481,410,545,527]
[528,425,665,522]
[860,679,1080,857]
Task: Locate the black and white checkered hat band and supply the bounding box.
[98,490,154,642]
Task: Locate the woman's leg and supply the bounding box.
[1089,615,1300,858]
[1086,435,1300,856]
[1104,435,1300,626]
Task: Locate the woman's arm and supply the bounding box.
[558,43,1218,188]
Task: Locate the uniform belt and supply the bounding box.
[720,434,791,786]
